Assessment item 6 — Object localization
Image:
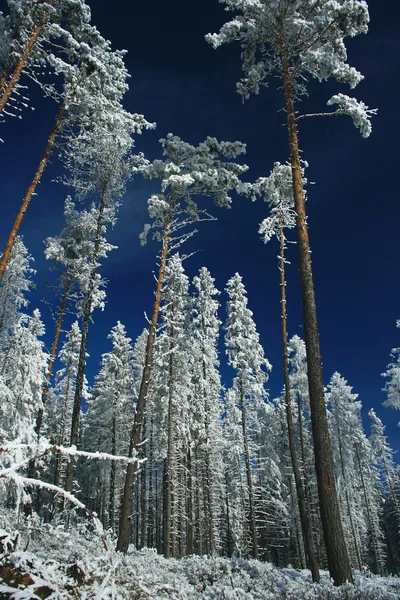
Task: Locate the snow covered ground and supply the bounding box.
[1,516,400,599]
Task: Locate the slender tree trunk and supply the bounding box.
[225,471,232,557]
[278,218,320,581]
[238,377,258,559]
[140,419,147,548]
[355,444,382,573]
[335,418,362,570]
[64,186,108,494]
[195,446,203,555]
[117,217,172,552]
[109,416,117,531]
[187,449,194,554]
[34,279,73,436]
[164,336,174,558]
[147,418,154,547]
[280,43,353,585]
[0,100,66,285]
[0,0,55,115]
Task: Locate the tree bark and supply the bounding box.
[0,100,65,285]
[64,186,108,494]
[278,218,320,582]
[238,377,258,559]
[117,216,172,553]
[280,45,353,585]
[0,0,54,114]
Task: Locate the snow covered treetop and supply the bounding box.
[206,0,369,97]
[139,133,251,210]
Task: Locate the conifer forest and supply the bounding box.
[0,1,400,598]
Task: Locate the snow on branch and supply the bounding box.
[0,442,141,465]
[0,471,114,561]
[297,94,377,138]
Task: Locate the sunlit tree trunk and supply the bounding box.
[0,101,65,285]
[117,213,173,552]
[278,218,320,581]
[0,0,54,114]
[280,40,353,585]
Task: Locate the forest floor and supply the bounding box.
[1,513,399,599]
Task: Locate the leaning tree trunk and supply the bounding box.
[0,0,54,115]
[64,187,108,494]
[238,377,258,559]
[280,44,353,585]
[278,218,320,582]
[0,100,65,285]
[117,216,172,553]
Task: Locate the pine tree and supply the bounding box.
[0,309,48,444]
[84,322,134,531]
[191,267,224,555]
[117,134,250,553]
[207,1,376,583]
[0,236,35,353]
[225,273,271,558]
[254,162,319,581]
[326,372,366,569]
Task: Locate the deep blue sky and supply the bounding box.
[0,0,399,452]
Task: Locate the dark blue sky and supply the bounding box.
[0,0,399,452]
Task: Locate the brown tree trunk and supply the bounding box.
[64,187,108,494]
[117,218,172,553]
[0,0,55,114]
[278,218,320,582]
[238,377,258,559]
[280,45,353,585]
[0,100,65,285]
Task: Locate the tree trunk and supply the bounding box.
[117,218,172,553]
[140,419,147,548]
[355,444,382,573]
[109,415,117,532]
[26,278,72,486]
[164,335,174,558]
[336,417,362,570]
[64,186,108,494]
[238,377,258,559]
[280,45,353,585]
[187,449,194,555]
[0,0,54,114]
[278,218,320,581]
[0,100,65,285]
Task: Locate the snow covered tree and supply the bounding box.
[369,409,400,573]
[84,322,134,531]
[326,372,367,569]
[47,320,88,509]
[0,236,35,353]
[225,273,271,558]
[190,267,224,554]
[254,161,319,580]
[382,321,400,421]
[0,7,153,285]
[207,1,376,582]
[117,134,250,553]
[0,309,48,444]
